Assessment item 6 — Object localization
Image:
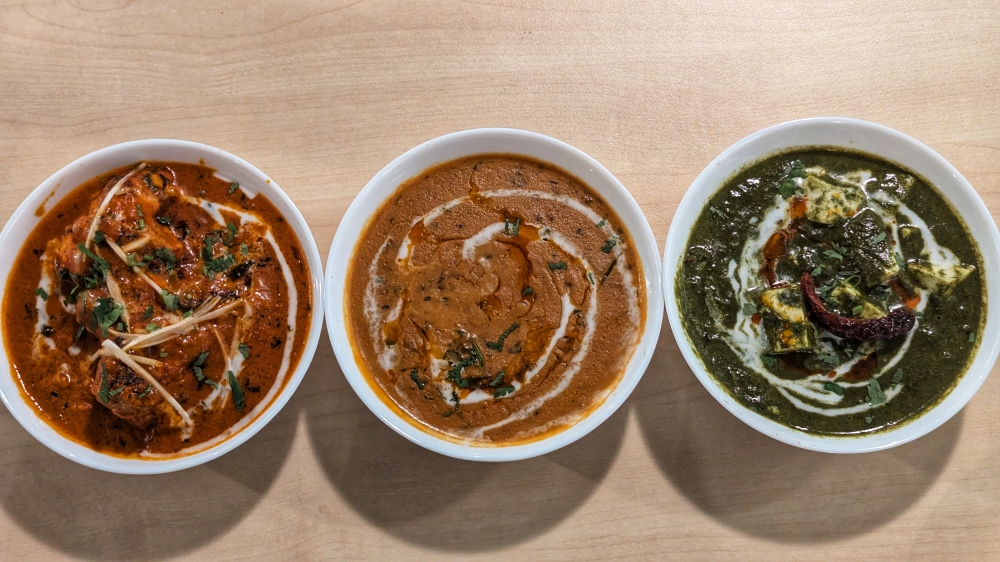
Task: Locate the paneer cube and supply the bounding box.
[804,175,866,225]
[760,285,817,354]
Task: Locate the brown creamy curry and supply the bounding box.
[3,162,312,458]
[347,155,646,445]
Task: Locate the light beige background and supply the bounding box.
[1,1,999,560]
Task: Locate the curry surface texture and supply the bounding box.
[347,155,646,445]
[3,162,312,458]
[677,148,984,435]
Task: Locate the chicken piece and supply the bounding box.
[91,357,161,426]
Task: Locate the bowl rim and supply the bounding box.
[324,127,663,461]
[0,139,325,474]
[663,116,1000,453]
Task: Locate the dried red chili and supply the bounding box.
[800,271,915,341]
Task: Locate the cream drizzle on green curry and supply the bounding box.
[677,149,984,435]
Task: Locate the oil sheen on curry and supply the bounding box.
[3,162,312,458]
[348,155,645,444]
[677,149,984,435]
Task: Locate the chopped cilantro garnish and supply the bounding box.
[892,368,903,384]
[446,357,476,388]
[493,385,515,398]
[823,381,844,396]
[596,219,606,228]
[74,325,85,341]
[410,368,424,390]
[156,215,171,226]
[870,232,887,244]
[240,243,249,256]
[137,386,154,399]
[969,332,977,344]
[471,341,485,366]
[193,350,209,367]
[226,222,238,245]
[238,342,250,360]
[601,239,617,254]
[823,249,843,261]
[135,204,144,217]
[109,385,125,398]
[811,265,823,277]
[93,231,106,246]
[852,305,864,316]
[486,323,520,351]
[709,206,727,219]
[77,242,110,273]
[548,262,567,270]
[161,290,179,311]
[154,248,176,269]
[35,287,48,300]
[142,305,153,320]
[865,415,874,424]
[159,351,168,358]
[778,178,797,199]
[91,298,124,337]
[504,217,520,237]
[588,271,595,285]
[228,182,240,194]
[522,287,533,296]
[182,309,193,319]
[760,354,778,368]
[227,370,245,412]
[98,363,111,403]
[489,370,506,387]
[742,302,756,316]
[145,323,160,332]
[137,218,146,230]
[867,377,887,405]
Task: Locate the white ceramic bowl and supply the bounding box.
[326,128,663,461]
[0,140,325,474]
[664,117,1000,453]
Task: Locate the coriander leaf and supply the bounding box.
[486,323,520,351]
[77,242,110,272]
[786,160,807,179]
[601,239,617,253]
[145,323,160,332]
[823,249,843,261]
[867,377,887,405]
[226,222,238,245]
[811,266,823,277]
[109,385,125,398]
[892,368,903,384]
[193,350,209,367]
[760,354,778,368]
[154,248,176,269]
[778,178,797,199]
[823,381,844,396]
[870,232,887,244]
[93,231,106,246]
[35,287,48,301]
[227,370,245,412]
[818,353,841,365]
[137,386,154,399]
[852,305,864,316]
[135,204,144,217]
[240,243,249,256]
[228,182,240,194]
[596,219,606,228]
[137,218,146,230]
[865,415,873,424]
[522,287,533,296]
[410,368,424,390]
[969,332,977,344]
[588,271,595,285]
[161,290,179,311]
[98,363,110,403]
[548,262,567,270]
[142,304,153,320]
[92,298,124,337]
[709,205,727,219]
[489,370,506,387]
[742,302,757,316]
[238,342,250,360]
[183,309,193,319]
[159,351,168,358]
[156,215,171,226]
[493,385,515,398]
[471,341,485,366]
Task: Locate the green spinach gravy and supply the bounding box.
[677,149,984,435]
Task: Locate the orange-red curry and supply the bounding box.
[3,162,311,457]
[347,155,646,445]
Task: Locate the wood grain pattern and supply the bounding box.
[1,1,999,559]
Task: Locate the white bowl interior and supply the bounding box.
[326,128,663,461]
[664,117,1000,453]
[0,140,325,474]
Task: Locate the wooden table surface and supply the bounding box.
[2,1,999,560]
